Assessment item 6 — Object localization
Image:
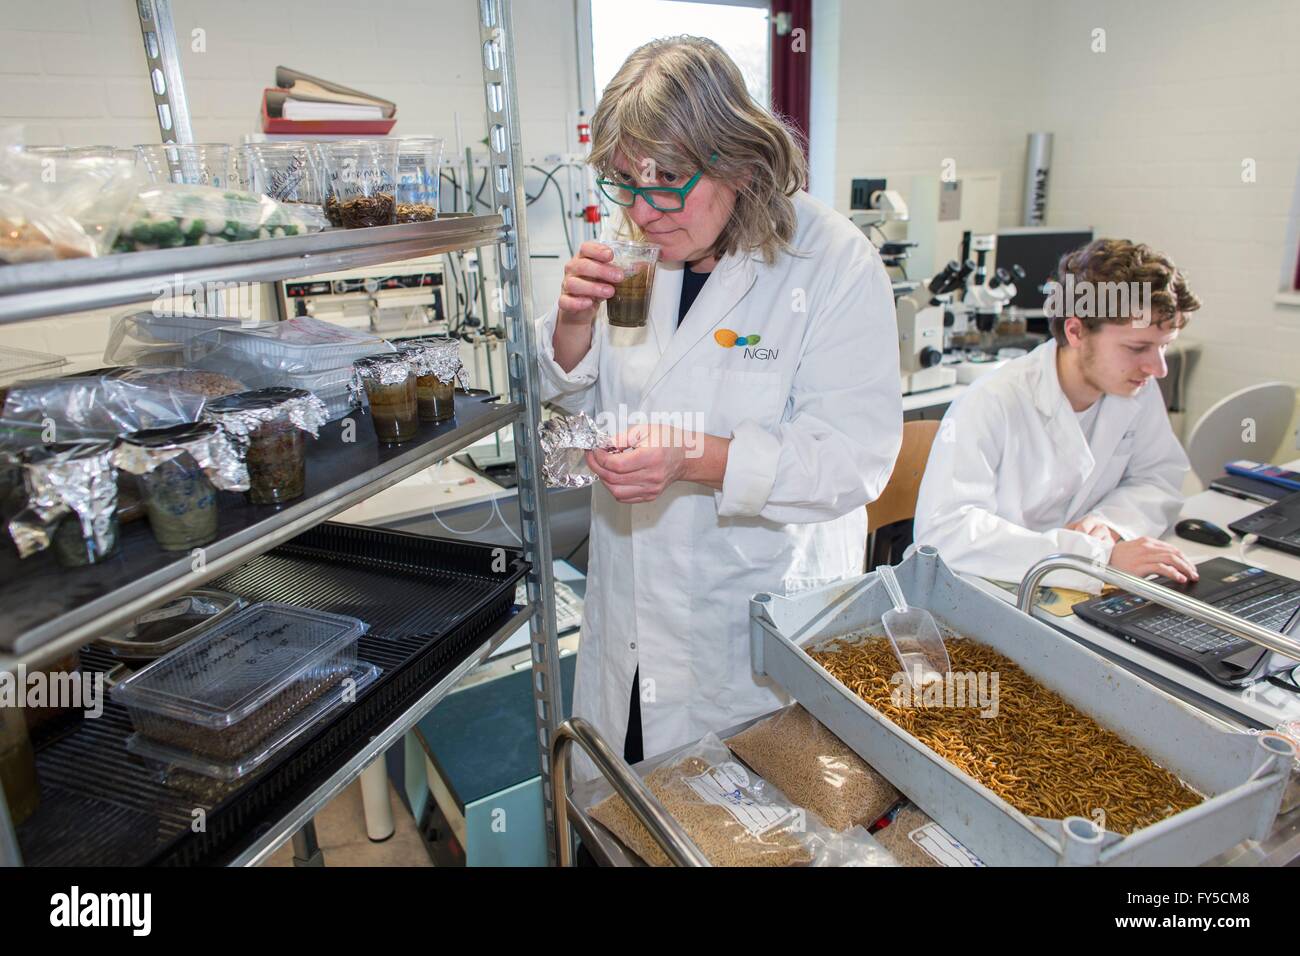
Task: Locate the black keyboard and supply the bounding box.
[1141,580,1300,655]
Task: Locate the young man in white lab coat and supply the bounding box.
[914,238,1202,592]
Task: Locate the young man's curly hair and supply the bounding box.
[1050,238,1201,346]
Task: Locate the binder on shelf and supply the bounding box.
[261,65,397,135]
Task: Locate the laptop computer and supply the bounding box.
[1228,492,1300,558]
[1072,557,1300,687]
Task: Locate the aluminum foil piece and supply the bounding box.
[353,353,414,387]
[113,421,250,492]
[539,412,616,488]
[395,337,470,389]
[9,440,119,559]
[202,387,329,443]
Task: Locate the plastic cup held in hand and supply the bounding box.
[876,563,950,690]
[602,239,660,328]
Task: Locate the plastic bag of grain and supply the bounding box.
[874,804,985,867]
[724,704,901,831]
[587,732,896,867]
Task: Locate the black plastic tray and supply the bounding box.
[16,522,528,867]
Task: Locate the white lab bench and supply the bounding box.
[966,462,1300,730]
[901,384,966,420]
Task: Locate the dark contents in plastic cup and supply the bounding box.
[395,339,460,424]
[354,354,419,444]
[51,511,118,566]
[246,420,305,504]
[396,202,437,223]
[325,195,342,227]
[121,423,220,552]
[338,193,395,228]
[204,386,324,505]
[607,265,653,327]
[417,377,455,423]
[19,440,121,568]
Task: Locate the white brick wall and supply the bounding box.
[813,0,1300,458]
[0,0,583,373]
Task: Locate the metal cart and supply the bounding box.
[554,550,1300,866]
[0,0,567,867]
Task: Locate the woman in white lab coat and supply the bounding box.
[537,37,902,774]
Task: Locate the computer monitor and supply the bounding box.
[994,227,1094,312]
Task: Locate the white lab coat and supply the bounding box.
[913,339,1188,592]
[537,191,902,778]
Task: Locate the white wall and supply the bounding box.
[1039,0,1300,445]
[0,0,583,371]
[813,0,1047,225]
[813,0,1300,457]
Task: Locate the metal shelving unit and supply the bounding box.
[0,0,562,867]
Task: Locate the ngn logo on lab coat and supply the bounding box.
[715,329,779,361]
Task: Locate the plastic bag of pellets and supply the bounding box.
[873,804,985,867]
[586,732,897,867]
[725,704,901,831]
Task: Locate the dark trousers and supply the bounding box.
[576,667,643,866]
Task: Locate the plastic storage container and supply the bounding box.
[112,602,369,768]
[186,315,393,379]
[281,364,359,422]
[0,345,67,388]
[104,311,243,368]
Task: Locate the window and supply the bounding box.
[590,0,770,106]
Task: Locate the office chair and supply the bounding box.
[1185,381,1296,486]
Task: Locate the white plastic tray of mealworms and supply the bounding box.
[748,546,1296,866]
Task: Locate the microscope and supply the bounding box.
[958,234,1026,351]
[895,258,966,394]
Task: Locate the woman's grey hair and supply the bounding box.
[590,36,807,264]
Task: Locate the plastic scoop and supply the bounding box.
[876,564,950,689]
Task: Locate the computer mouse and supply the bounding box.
[1174,518,1232,547]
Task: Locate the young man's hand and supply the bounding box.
[1109,537,1200,584]
[1065,515,1121,543]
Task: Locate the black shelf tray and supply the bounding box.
[0,391,521,660]
[14,522,528,867]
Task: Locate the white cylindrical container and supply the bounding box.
[1023,132,1053,226]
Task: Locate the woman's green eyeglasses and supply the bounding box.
[596,154,718,212]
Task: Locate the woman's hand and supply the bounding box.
[558,241,626,322]
[586,425,687,504]
[586,425,730,503]
[553,241,627,373]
